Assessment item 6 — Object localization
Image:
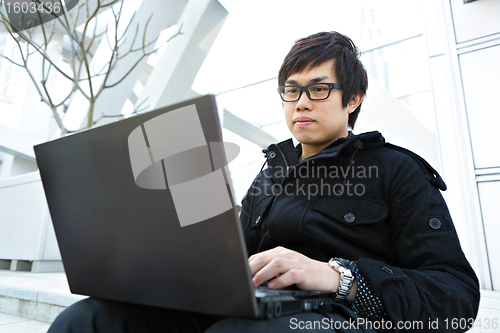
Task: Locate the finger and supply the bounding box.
[274,261,340,292]
[267,268,304,290]
[251,257,291,287]
[248,246,285,264]
[248,248,285,275]
[248,253,270,276]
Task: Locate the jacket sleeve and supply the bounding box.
[355,152,480,332]
[239,172,265,257]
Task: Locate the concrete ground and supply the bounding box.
[0,312,50,333]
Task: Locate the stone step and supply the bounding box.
[0,260,64,273]
[0,270,86,324]
[470,290,500,332]
[0,312,50,333]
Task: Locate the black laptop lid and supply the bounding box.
[34,95,258,318]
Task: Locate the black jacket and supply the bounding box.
[240,131,480,332]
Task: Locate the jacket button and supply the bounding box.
[344,213,355,223]
[255,216,261,225]
[381,266,394,274]
[268,151,276,159]
[429,218,442,230]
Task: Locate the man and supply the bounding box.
[238,31,479,331]
[49,31,479,332]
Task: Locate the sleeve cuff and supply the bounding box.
[339,259,386,320]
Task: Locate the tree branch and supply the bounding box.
[0,0,182,134]
[55,85,77,108]
[103,25,182,90]
[0,12,91,100]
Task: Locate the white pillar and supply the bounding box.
[421,0,490,289]
[137,0,229,110]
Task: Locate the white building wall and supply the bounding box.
[423,0,500,290]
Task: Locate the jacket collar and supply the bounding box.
[264,131,386,184]
[262,131,447,191]
[294,131,356,160]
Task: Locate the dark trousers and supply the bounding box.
[48,297,377,333]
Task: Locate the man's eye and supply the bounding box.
[311,86,326,92]
[286,88,299,94]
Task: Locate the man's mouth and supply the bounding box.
[294,117,315,126]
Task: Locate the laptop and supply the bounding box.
[34,94,336,319]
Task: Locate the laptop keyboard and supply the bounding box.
[255,285,332,298]
[255,285,337,318]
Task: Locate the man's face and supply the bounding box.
[283,59,353,152]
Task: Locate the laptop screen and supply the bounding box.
[34,95,258,318]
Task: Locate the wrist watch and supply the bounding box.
[328,258,354,303]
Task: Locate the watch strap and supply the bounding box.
[328,258,354,303]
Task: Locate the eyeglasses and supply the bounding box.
[277,83,342,102]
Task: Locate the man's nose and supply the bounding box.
[295,89,313,110]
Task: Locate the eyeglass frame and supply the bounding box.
[277,83,343,102]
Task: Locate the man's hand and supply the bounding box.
[248,246,340,293]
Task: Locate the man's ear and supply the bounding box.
[348,93,364,114]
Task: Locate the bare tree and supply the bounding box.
[0,0,181,135]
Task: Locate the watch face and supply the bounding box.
[329,259,353,278]
[336,260,347,268]
[329,259,346,271]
